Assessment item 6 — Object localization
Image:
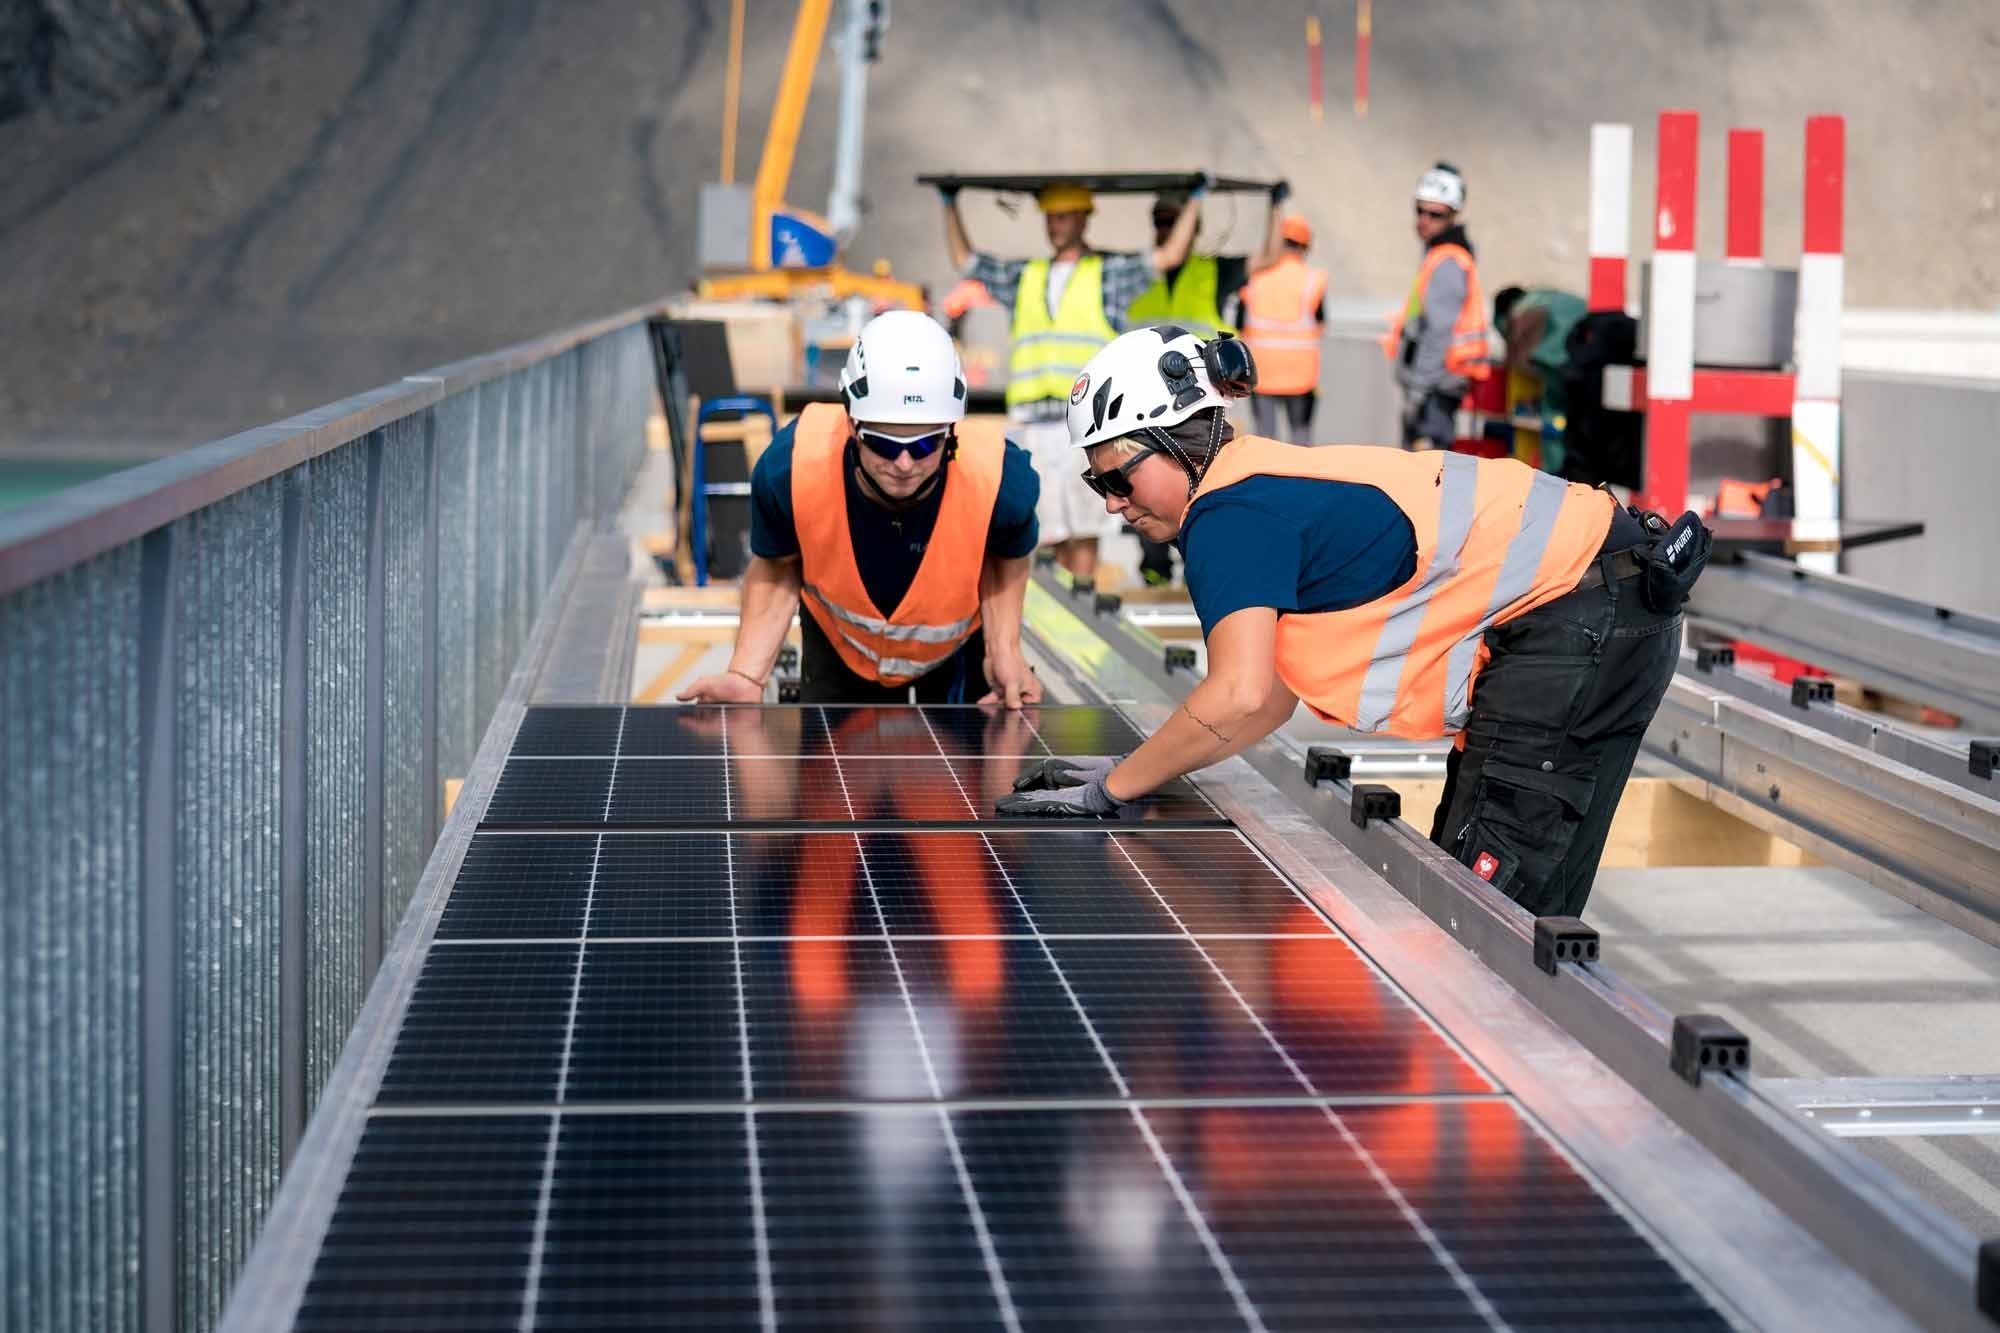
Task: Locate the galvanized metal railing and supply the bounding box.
[0,302,664,1332]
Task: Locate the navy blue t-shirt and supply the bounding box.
[1178,475,1418,634]
[750,420,1040,616]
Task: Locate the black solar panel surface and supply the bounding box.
[294,706,1733,1329]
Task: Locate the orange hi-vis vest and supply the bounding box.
[790,403,1004,685]
[1383,242,1490,381]
[1190,438,1613,738]
[1238,256,1328,396]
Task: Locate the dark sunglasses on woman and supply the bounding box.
[1079,443,1158,499]
[855,426,952,460]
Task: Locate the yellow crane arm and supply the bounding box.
[751,0,834,270]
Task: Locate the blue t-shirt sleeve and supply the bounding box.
[748,420,801,559]
[986,440,1041,558]
[1180,498,1306,633]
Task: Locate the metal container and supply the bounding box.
[1641,259,1798,369]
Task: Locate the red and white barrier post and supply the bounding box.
[1588,123,1632,313]
[1725,128,1763,265]
[1791,115,1845,548]
[1640,109,1699,513]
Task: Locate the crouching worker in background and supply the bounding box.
[681,310,1044,707]
[995,326,1709,918]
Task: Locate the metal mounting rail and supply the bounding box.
[1686,553,2000,732]
[1021,567,1994,1333]
[1644,670,2000,947]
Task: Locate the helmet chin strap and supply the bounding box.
[1138,409,1225,499]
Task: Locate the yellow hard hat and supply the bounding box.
[1036,183,1096,215]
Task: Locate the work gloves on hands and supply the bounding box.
[1270,179,1292,206]
[993,755,1130,818]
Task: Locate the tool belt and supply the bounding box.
[1576,508,1712,611]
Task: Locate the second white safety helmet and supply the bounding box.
[839,309,968,425]
[1066,327,1228,452]
[1415,162,1466,212]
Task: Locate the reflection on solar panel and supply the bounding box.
[293,707,1731,1329]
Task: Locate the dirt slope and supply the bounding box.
[2,0,1994,455]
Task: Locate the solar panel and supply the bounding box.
[290,706,1733,1328]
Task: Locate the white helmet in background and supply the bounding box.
[839,310,967,425]
[1066,327,1229,452]
[1415,162,1466,212]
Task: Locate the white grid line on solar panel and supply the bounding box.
[364,1091,1514,1117]
[723,805,778,1333]
[852,830,1023,1333]
[516,831,602,1332]
[1106,835,1508,1331]
[1216,826,1505,1090]
[953,705,1268,1333]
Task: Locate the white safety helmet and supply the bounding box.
[838,309,968,425]
[1066,327,1228,452]
[1414,162,1466,212]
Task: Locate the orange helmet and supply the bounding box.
[1280,214,1313,246]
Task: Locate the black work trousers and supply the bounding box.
[1427,554,1681,918]
[798,612,990,705]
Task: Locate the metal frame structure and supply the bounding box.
[1020,569,1995,1332]
[1,303,662,1332]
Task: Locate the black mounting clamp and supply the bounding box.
[1069,577,1096,601]
[1791,677,1834,708]
[1971,740,1997,781]
[776,676,801,704]
[1670,1014,1751,1084]
[1694,645,1735,672]
[1303,746,1352,786]
[1163,645,1197,674]
[1349,784,1401,828]
[1094,591,1123,615]
[1033,548,1057,568]
[776,644,799,672]
[1533,916,1600,975]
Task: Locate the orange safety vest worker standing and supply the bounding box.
[679,311,1045,708]
[999,327,1712,924]
[1385,162,1490,451]
[1238,215,1328,443]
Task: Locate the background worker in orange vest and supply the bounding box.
[1238,214,1327,444]
[680,311,1044,708]
[1387,162,1489,450]
[999,328,1711,921]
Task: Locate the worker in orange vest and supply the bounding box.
[999,328,1711,920]
[1237,214,1327,444]
[681,311,1044,707]
[1385,163,1490,451]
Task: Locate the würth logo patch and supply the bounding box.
[1473,851,1500,882]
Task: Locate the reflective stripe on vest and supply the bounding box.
[1189,438,1613,738]
[1128,254,1233,337]
[1238,257,1328,395]
[1382,243,1491,381]
[1008,257,1116,409]
[790,403,1005,685]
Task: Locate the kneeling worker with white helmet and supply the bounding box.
[681,311,1044,707]
[996,325,1710,920]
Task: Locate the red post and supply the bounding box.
[1641,109,1699,514]
[1725,128,1763,262]
[1307,17,1324,123]
[1802,115,1845,256]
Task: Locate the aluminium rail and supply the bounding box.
[1,300,666,1333]
[1021,567,1997,1333]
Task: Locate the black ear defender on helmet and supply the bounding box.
[1156,336,1258,410]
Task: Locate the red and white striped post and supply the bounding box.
[1792,115,1845,551]
[1641,109,1699,513]
[1587,123,1632,313]
[1725,128,1763,264]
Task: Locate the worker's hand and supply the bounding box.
[1011,755,1117,792]
[979,650,1043,709]
[678,670,766,704]
[994,773,1127,818]
[1270,178,1292,206]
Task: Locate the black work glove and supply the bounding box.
[1011,755,1118,792]
[995,773,1128,818]
[1270,179,1292,206]
[1191,170,1215,199]
[937,180,961,204]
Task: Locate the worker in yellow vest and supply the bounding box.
[1238,213,1327,444]
[999,327,1712,920]
[942,179,1202,581]
[1386,162,1490,450]
[1128,180,1291,338]
[680,311,1043,708]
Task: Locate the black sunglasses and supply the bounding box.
[1080,444,1158,499]
[855,426,952,461]
[1415,205,1453,221]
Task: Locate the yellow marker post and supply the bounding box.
[720,0,746,184]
